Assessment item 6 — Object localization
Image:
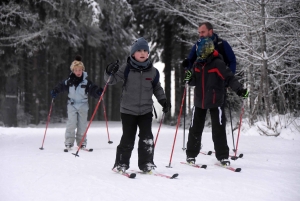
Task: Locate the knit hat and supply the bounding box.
[196,37,215,60]
[70,55,85,71]
[130,37,150,55]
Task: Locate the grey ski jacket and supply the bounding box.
[104,60,166,116]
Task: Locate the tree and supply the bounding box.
[145,0,300,135]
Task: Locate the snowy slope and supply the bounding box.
[0,121,300,201]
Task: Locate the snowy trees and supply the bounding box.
[145,0,300,134]
[0,0,298,132]
[0,0,136,126]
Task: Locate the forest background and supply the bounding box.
[0,0,299,137]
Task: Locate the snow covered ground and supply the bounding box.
[0,120,300,201]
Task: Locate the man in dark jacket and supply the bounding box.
[186,22,236,74]
[184,37,248,166]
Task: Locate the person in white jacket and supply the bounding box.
[51,55,103,150]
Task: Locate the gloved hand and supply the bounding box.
[51,89,58,98]
[237,88,249,98]
[97,88,103,96]
[159,99,171,113]
[106,61,119,75]
[183,70,192,82]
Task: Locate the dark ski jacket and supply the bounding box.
[189,50,242,109]
[104,57,166,116]
[187,33,236,74]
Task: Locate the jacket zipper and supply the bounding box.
[201,63,206,109]
[213,89,216,104]
[139,71,143,115]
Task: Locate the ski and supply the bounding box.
[81,148,93,152]
[112,169,136,179]
[64,147,93,152]
[200,151,213,155]
[131,170,178,179]
[215,163,242,172]
[200,151,243,159]
[180,162,207,169]
[76,147,93,152]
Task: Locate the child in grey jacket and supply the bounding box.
[51,55,103,150]
[105,37,171,173]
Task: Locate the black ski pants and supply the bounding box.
[115,112,154,170]
[186,106,229,161]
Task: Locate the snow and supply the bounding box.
[0,120,300,201]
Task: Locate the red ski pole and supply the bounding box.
[154,113,165,148]
[39,98,54,150]
[102,98,113,144]
[166,83,187,168]
[73,60,118,157]
[231,100,245,160]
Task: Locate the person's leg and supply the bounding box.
[65,104,77,147]
[114,113,138,170]
[136,112,155,171]
[210,106,229,160]
[186,107,207,159]
[76,103,89,147]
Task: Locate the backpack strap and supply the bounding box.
[123,63,131,87]
[152,69,160,88]
[216,38,229,66]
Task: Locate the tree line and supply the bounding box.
[1,0,299,136]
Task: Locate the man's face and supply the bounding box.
[198,25,213,38]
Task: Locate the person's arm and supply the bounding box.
[86,80,103,99]
[222,41,236,74]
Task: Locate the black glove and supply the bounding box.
[51,89,58,98]
[159,99,171,113]
[106,61,119,75]
[183,70,192,82]
[237,88,249,98]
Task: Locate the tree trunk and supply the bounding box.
[163,22,173,122]
[261,0,271,127]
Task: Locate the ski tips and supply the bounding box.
[171,173,179,179]
[235,168,242,172]
[129,173,136,178]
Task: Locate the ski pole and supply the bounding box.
[102,98,113,144]
[231,100,245,160]
[154,113,165,148]
[39,98,54,150]
[166,83,187,168]
[227,97,236,152]
[73,60,119,157]
[182,85,187,151]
